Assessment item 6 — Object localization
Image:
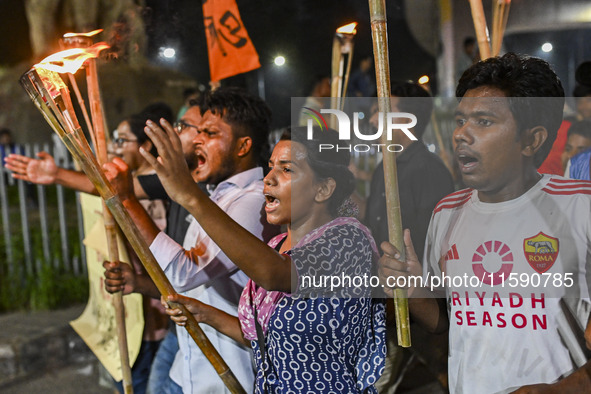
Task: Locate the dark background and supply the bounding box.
[0,0,436,128]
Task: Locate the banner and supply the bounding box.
[70,193,144,382]
[202,0,261,82]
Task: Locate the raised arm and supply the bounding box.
[5,151,152,200]
[140,119,293,292]
[4,152,96,193]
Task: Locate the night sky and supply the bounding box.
[0,0,435,127]
[141,0,435,126]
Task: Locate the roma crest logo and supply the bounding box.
[523,232,559,273]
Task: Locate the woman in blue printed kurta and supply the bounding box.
[152,126,385,393]
[240,218,385,393]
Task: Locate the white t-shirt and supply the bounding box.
[425,175,591,394]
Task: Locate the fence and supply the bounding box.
[0,143,86,281]
[1,114,455,280]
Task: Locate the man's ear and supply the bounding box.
[236,136,253,157]
[315,178,336,203]
[522,126,548,158]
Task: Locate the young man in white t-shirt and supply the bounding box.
[379,53,591,393]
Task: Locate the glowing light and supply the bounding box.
[274,56,286,66]
[336,22,358,35]
[161,47,176,59]
[418,75,430,85]
[541,43,553,53]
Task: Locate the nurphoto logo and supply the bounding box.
[303,107,418,152]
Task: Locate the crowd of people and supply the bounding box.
[3,51,591,394]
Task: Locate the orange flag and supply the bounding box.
[202,0,261,82]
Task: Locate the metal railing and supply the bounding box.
[0,143,86,279]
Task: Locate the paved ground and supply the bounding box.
[2,361,114,394]
[0,303,115,393]
[0,303,447,393]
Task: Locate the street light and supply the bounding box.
[541,42,553,53]
[160,47,176,60]
[418,75,430,85]
[274,56,286,66]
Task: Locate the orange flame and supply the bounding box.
[336,22,357,35]
[63,29,103,38]
[34,42,110,74]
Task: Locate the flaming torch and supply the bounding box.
[20,51,246,394]
[330,22,357,126]
[59,29,103,150]
[368,0,411,348]
[60,31,133,393]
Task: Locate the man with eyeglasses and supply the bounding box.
[104,87,277,394]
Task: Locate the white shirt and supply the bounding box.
[425,175,591,394]
[151,167,272,393]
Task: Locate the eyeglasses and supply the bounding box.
[174,120,200,134]
[112,137,138,147]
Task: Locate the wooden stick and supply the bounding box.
[66,73,97,149]
[492,0,510,56]
[21,68,246,394]
[468,0,492,60]
[330,35,343,128]
[368,0,411,348]
[497,1,511,56]
[85,58,133,394]
[491,0,500,57]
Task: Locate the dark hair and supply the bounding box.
[0,128,12,137]
[281,126,356,216]
[391,81,433,139]
[126,102,174,156]
[573,84,591,98]
[188,92,205,110]
[202,87,271,167]
[463,37,476,47]
[183,87,199,100]
[456,52,565,168]
[567,120,591,141]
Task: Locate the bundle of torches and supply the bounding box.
[20,33,246,394]
[469,0,511,60]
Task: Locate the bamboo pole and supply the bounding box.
[330,35,343,129]
[468,0,491,60]
[496,0,511,56]
[330,23,357,127]
[86,58,133,394]
[491,0,510,57]
[21,68,246,394]
[59,37,96,149]
[491,1,501,57]
[368,0,411,348]
[61,32,133,392]
[67,73,97,149]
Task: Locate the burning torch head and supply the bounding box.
[62,29,103,49]
[20,42,109,135]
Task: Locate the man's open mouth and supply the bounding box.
[264,193,279,209]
